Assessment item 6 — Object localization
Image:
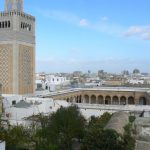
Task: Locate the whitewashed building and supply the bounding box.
[45,75,70,92]
[2,96,69,126]
[0,141,5,150]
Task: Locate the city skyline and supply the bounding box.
[1,0,150,73]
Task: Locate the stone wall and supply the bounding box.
[135,140,150,150]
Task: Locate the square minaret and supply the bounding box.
[0,0,35,95]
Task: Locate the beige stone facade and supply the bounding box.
[0,43,35,94]
[48,88,150,105]
[19,45,34,94]
[0,44,13,93]
[0,84,2,115]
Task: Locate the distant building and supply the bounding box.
[35,80,44,91]
[36,73,46,81]
[47,75,69,91]
[73,71,82,77]
[133,69,140,74]
[128,79,144,85]
[46,75,67,85]
[0,0,35,94]
[102,79,123,86]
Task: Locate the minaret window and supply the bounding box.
[8,21,10,28]
[28,24,31,31]
[2,22,4,28]
[21,22,32,31]
[5,21,7,28]
[0,21,10,29]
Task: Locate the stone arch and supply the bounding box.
[66,98,70,102]
[79,95,82,103]
[139,97,147,105]
[70,97,73,103]
[105,96,111,105]
[112,96,119,105]
[120,96,126,105]
[128,96,135,105]
[98,95,104,104]
[84,95,89,104]
[76,95,82,103]
[91,95,96,104]
[75,96,79,103]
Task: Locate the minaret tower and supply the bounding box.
[0,0,35,95]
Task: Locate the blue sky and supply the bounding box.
[1,0,150,73]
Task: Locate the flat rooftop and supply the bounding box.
[37,87,150,97]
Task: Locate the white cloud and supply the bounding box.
[101,16,109,21]
[37,9,124,36]
[124,26,150,40]
[141,32,150,40]
[79,19,89,27]
[37,8,150,41]
[37,9,91,28]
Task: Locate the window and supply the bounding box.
[29,25,31,31]
[2,22,4,28]
[12,100,16,105]
[8,21,10,28]
[0,21,11,28]
[23,23,25,28]
[27,24,30,31]
[5,21,7,28]
[21,22,32,31]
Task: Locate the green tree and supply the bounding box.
[88,112,112,129]
[40,106,86,150]
[129,116,136,123]
[81,112,125,150]
[122,123,135,150]
[0,125,29,150]
[0,106,86,150]
[81,128,124,150]
[82,112,136,150]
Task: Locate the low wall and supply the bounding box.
[135,140,150,150]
